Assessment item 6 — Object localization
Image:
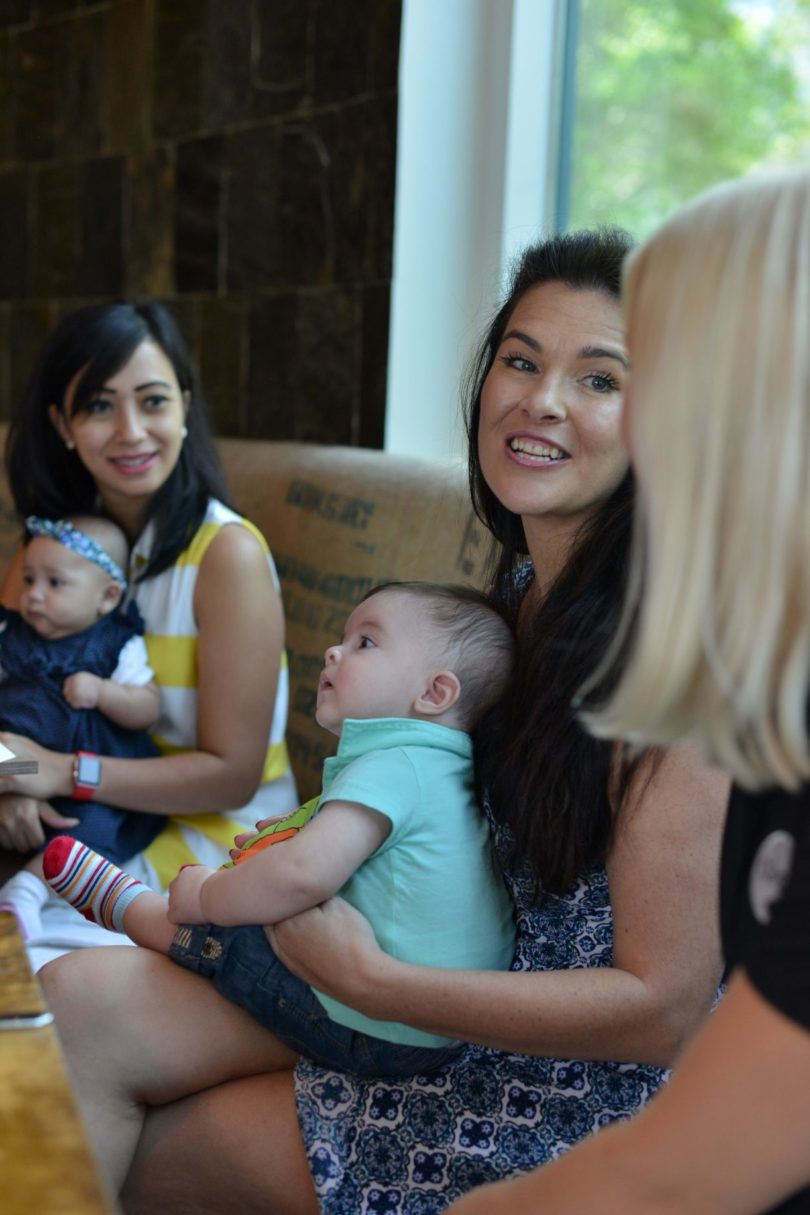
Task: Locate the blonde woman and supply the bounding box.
[449,169,810,1215]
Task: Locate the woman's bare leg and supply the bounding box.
[122,1071,318,1215]
[41,946,300,1196]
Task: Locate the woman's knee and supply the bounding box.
[40,949,99,1010]
[41,945,148,1028]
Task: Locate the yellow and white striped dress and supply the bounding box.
[127,499,297,890]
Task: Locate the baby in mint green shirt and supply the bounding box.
[45,582,516,1088]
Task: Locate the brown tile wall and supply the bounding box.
[0,0,400,446]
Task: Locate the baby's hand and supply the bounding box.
[167,864,216,925]
[63,671,103,710]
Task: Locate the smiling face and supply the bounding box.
[478,281,630,552]
[315,591,449,737]
[19,536,120,641]
[49,339,188,535]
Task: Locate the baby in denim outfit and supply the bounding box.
[45,581,515,1081]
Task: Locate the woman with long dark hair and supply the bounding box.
[0,301,296,967]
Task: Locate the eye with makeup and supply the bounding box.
[499,351,538,374]
[82,396,114,416]
[582,371,621,394]
[140,393,171,410]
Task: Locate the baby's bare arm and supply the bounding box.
[63,673,161,731]
[174,800,390,928]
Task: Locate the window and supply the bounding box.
[386,0,564,459]
[386,0,810,459]
[565,0,810,238]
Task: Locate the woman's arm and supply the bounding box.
[270,745,728,1068]
[0,526,284,815]
[447,969,810,1215]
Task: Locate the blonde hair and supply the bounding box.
[585,168,810,790]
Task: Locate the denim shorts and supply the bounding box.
[168,921,461,1079]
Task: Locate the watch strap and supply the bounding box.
[72,751,101,801]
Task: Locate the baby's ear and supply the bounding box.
[414,671,461,717]
[98,581,123,617]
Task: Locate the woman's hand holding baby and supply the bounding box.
[0,733,74,800]
[0,792,78,850]
[269,897,389,1012]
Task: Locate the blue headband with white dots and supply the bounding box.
[25,517,127,587]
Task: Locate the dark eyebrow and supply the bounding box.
[580,345,629,370]
[501,330,628,370]
[98,380,173,394]
[502,328,540,351]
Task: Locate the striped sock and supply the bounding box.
[43,837,148,932]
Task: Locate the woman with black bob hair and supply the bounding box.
[0,300,296,967]
[107,233,728,1215]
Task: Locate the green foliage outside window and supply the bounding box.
[569,0,810,238]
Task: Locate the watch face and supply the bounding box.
[77,754,102,786]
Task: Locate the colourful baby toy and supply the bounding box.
[222,797,319,868]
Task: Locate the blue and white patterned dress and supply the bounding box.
[294,806,669,1214]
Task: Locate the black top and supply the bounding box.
[721,778,810,1213]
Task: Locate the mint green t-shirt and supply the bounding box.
[312,717,516,1048]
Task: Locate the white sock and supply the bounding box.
[0,869,48,941]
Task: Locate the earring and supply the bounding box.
[181,425,189,439]
[65,439,75,451]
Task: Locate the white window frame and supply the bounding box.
[385,0,570,460]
